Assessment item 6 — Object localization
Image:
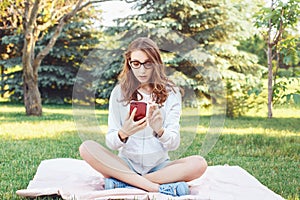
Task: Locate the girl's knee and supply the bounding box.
[194,155,207,168]
[188,155,207,178]
[79,140,96,159]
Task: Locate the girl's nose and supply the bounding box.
[140,64,147,72]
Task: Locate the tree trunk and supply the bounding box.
[267,42,273,118]
[20,0,107,116]
[23,70,42,116]
[0,65,3,97]
[22,21,42,116]
[267,2,273,119]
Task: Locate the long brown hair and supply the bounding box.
[118,37,176,105]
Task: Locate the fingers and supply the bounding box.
[129,107,137,120]
[136,116,147,125]
[152,109,161,118]
[148,105,154,117]
[130,117,147,135]
[149,107,161,121]
[148,104,159,117]
[135,117,147,124]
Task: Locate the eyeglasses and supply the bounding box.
[129,60,154,69]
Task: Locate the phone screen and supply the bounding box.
[130,102,147,121]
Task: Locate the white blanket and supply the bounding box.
[16,158,284,200]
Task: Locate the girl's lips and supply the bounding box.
[138,76,148,83]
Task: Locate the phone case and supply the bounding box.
[130,102,147,121]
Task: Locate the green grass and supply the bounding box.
[0,103,299,199]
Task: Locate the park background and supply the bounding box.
[0,0,299,199]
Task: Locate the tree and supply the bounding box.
[0,0,127,116]
[96,0,265,117]
[1,16,101,104]
[255,0,300,118]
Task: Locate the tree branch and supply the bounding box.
[271,8,284,46]
[33,18,65,72]
[37,4,74,32]
[34,0,135,71]
[51,4,74,20]
[75,0,135,14]
[0,26,16,30]
[27,0,41,31]
[23,0,31,31]
[33,0,85,70]
[12,2,24,18]
[37,20,53,32]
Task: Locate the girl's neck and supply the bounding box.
[139,84,152,95]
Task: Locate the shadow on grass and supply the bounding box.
[224,115,300,131]
[2,102,299,132]
[0,103,74,121]
[181,114,300,133]
[0,112,75,122]
[182,132,299,199]
[1,104,109,124]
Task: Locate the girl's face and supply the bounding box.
[129,50,154,84]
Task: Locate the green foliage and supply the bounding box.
[0,16,101,104]
[238,34,268,67]
[255,0,300,29]
[277,65,300,77]
[0,0,103,105]
[1,65,76,103]
[279,36,300,67]
[254,0,300,112]
[0,0,24,34]
[225,75,265,118]
[39,65,77,104]
[44,20,101,65]
[100,0,265,117]
[273,77,300,106]
[274,35,300,106]
[254,0,300,69]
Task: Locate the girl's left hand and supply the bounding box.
[148,103,163,133]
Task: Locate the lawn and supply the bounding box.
[0,103,299,199]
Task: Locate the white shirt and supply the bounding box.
[106,84,182,175]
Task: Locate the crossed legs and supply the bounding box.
[79,140,207,192]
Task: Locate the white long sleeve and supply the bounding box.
[105,85,128,150]
[105,84,182,174]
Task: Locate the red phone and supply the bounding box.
[130,102,147,121]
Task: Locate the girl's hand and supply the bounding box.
[148,103,163,134]
[119,107,147,140]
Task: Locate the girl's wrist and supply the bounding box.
[154,127,164,138]
[118,130,128,143]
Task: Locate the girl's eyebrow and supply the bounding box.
[130,59,151,63]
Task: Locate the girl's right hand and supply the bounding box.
[119,107,147,139]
